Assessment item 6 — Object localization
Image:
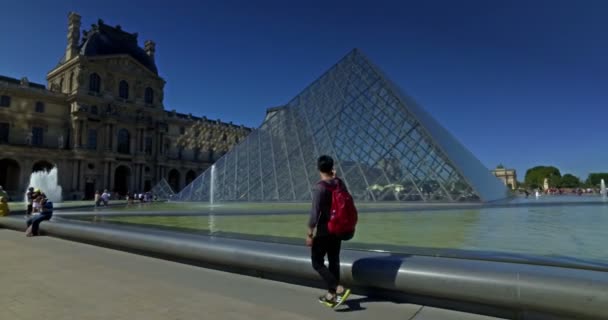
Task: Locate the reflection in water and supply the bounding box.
[89,202,608,265]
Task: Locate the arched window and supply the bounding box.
[144,87,154,104]
[119,80,129,99]
[89,73,101,93]
[117,128,130,154]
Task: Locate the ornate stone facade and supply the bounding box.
[491,167,517,190]
[0,12,250,200]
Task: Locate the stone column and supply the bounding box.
[106,123,112,151]
[139,165,144,190]
[130,130,136,154]
[108,162,114,191]
[20,158,33,192]
[76,160,83,190]
[79,120,85,148]
[74,121,82,148]
[71,159,78,190]
[133,164,140,192]
[159,133,164,154]
[102,161,109,189]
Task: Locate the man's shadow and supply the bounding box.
[335,296,384,312]
[334,254,407,313]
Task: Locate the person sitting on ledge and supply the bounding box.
[26,187,34,217]
[31,189,42,213]
[26,197,53,237]
[0,185,8,199]
[0,196,10,216]
[96,189,110,207]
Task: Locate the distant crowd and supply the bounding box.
[520,187,604,197]
[93,189,156,207]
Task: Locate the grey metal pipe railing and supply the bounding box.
[1,216,607,319]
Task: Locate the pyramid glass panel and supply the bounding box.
[174,49,507,203]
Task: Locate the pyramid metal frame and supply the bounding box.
[150,178,175,201]
[173,49,507,203]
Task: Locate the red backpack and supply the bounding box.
[323,178,358,241]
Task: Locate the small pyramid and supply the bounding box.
[174,49,507,202]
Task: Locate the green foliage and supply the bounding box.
[559,174,581,188]
[585,173,608,187]
[524,166,561,189]
[496,164,505,169]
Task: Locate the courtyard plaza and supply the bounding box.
[0,228,503,320]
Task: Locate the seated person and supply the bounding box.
[0,196,9,216]
[96,189,110,207]
[25,198,53,237]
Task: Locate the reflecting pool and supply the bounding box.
[63,197,608,269]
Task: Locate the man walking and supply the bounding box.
[306,155,352,308]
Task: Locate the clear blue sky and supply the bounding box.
[1,0,606,180]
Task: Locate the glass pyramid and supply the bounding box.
[173,49,507,203]
[150,178,175,200]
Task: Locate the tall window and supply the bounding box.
[117,128,130,154]
[0,122,9,143]
[91,105,98,115]
[145,87,154,104]
[32,127,44,146]
[88,129,97,150]
[0,95,10,107]
[193,148,200,161]
[89,73,101,93]
[119,80,129,99]
[35,101,45,113]
[208,148,214,162]
[145,137,153,154]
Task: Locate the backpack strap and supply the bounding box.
[318,177,341,191]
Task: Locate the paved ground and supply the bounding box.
[0,229,503,320]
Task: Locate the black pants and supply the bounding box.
[311,235,342,293]
[26,204,33,215]
[26,214,52,236]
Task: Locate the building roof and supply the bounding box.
[62,19,158,74]
[0,75,46,90]
[164,110,252,131]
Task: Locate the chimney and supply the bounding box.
[65,12,81,61]
[144,40,156,59]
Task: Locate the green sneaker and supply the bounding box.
[333,288,351,308]
[318,294,337,308]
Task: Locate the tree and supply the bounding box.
[496,164,505,169]
[585,173,608,187]
[524,166,561,189]
[559,174,581,188]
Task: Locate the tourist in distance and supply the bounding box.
[307,155,357,309]
[96,189,111,207]
[25,187,35,217]
[25,194,53,237]
[0,185,8,200]
[0,194,9,216]
[31,189,42,213]
[94,190,101,206]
